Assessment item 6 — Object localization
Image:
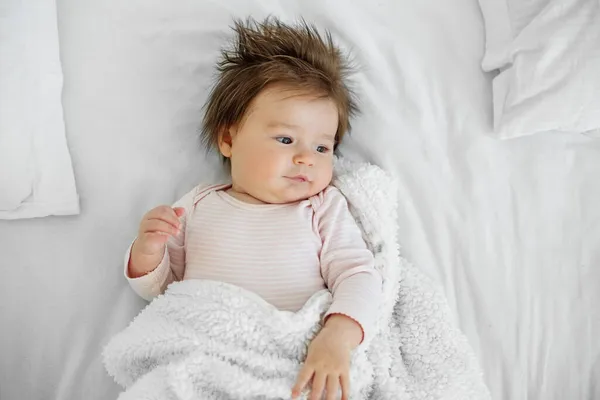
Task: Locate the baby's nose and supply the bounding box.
[293,150,314,166]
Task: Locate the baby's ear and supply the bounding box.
[217,126,235,158]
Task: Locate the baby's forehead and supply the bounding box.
[232,85,339,137]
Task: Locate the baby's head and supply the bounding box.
[201,17,357,204]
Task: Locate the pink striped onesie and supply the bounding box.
[124,184,382,342]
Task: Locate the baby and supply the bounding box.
[125,17,383,400]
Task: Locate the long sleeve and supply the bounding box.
[123,188,195,301]
[315,186,383,344]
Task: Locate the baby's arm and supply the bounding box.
[316,186,383,345]
[292,187,383,398]
[124,191,193,301]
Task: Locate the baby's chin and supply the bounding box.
[263,183,328,204]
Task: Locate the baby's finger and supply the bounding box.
[141,232,169,245]
[147,206,181,228]
[137,232,169,254]
[326,375,340,400]
[143,219,179,236]
[292,366,313,399]
[340,374,350,400]
[310,372,326,400]
[173,207,185,218]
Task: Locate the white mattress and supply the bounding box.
[1,0,599,399]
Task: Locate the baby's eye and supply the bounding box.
[276,137,293,145]
[316,145,330,153]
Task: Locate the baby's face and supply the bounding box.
[219,86,338,204]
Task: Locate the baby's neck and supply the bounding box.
[225,187,267,205]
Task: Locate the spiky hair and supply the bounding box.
[201,16,358,151]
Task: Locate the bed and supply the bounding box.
[1,0,599,399]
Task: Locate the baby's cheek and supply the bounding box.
[254,156,281,183]
[315,169,333,193]
[322,165,333,183]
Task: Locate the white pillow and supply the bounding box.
[478,0,600,139]
[0,0,79,219]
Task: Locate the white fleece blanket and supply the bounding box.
[103,158,491,400]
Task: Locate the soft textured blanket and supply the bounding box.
[103,158,491,400]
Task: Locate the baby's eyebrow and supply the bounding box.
[267,121,299,130]
[267,122,335,141]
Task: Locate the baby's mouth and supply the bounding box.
[286,175,309,183]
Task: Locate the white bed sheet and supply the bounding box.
[0,0,598,399]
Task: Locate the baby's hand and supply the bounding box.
[135,206,185,256]
[128,206,185,278]
[292,315,362,400]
